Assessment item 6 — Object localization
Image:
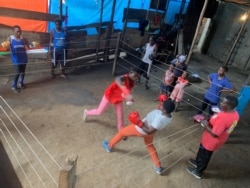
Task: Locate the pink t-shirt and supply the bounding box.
[201,110,239,151]
[164,70,174,85]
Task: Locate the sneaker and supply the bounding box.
[186,166,202,179]
[60,74,68,79]
[102,141,111,153]
[189,158,197,168]
[12,86,20,93]
[145,85,149,90]
[154,165,163,175]
[122,136,128,141]
[83,109,88,122]
[18,83,26,89]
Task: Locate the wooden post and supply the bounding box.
[185,0,209,65]
[112,32,121,75]
[104,0,116,62]
[59,0,63,19]
[58,153,78,188]
[121,0,131,42]
[95,0,104,62]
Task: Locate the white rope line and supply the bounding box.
[0,61,114,78]
[0,96,61,169]
[0,52,114,70]
[1,38,240,101]
[117,57,211,116]
[0,106,58,186]
[78,122,201,187]
[77,120,200,176]
[120,39,240,95]
[1,102,60,185]
[1,38,117,54]
[0,37,243,186]
[114,128,200,188]
[1,37,240,96]
[0,128,34,188]
[129,155,188,188]
[117,48,239,114]
[0,120,46,187]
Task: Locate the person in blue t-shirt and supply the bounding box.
[8,25,29,93]
[197,66,235,116]
[49,18,68,79]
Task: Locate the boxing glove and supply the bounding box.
[158,94,168,102]
[128,111,144,127]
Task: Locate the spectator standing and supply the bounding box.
[197,66,235,117]
[8,25,29,93]
[49,18,68,79]
[137,36,158,89]
[187,95,239,179]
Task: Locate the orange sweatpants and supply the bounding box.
[108,124,161,168]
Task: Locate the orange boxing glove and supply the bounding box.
[128,111,144,127]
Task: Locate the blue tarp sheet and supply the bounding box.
[48,0,190,34]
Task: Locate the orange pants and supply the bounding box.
[108,124,161,168]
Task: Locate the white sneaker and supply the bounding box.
[83,109,88,122]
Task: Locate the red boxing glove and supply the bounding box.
[128,111,144,127]
[158,94,168,102]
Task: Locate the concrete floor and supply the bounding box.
[0,52,249,187]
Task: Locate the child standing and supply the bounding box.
[159,64,175,96]
[8,25,29,93]
[155,64,174,109]
[49,18,68,79]
[83,67,139,131]
[170,71,190,111]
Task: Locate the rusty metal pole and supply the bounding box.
[186,0,209,65]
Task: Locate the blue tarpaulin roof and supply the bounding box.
[48,0,190,34]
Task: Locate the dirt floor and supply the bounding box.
[0,52,250,188]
